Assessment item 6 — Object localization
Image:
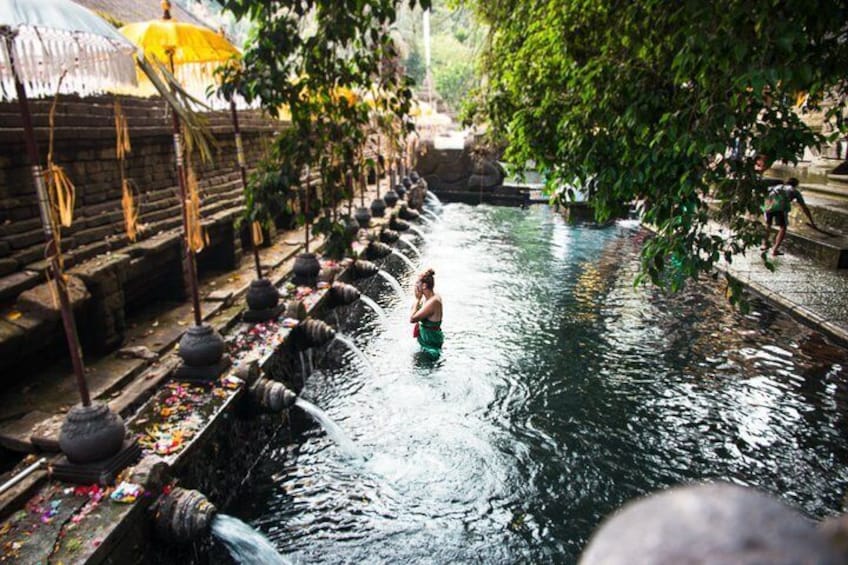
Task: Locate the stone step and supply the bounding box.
[800,181,848,201]
[791,203,848,237]
[777,222,848,269]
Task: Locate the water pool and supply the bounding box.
[230,204,848,564]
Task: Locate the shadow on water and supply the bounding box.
[412,348,443,369]
[228,204,848,564]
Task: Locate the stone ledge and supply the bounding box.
[0,270,41,302]
[16,275,90,321]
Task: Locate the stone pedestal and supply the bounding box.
[51,439,141,485]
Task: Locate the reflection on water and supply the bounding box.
[229,204,848,564]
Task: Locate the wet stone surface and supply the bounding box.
[0,483,103,563]
[725,247,848,338]
[130,380,241,460]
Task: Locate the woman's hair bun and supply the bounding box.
[423,268,435,277]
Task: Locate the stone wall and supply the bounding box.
[0,95,280,375]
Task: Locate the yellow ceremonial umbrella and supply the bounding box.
[119,1,242,346]
[119,2,239,99]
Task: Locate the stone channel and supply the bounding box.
[0,177,430,563]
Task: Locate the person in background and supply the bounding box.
[410,268,443,356]
[762,177,817,256]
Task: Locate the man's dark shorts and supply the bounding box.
[765,210,788,227]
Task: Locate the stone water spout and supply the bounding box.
[380,227,400,244]
[351,259,379,280]
[398,204,420,221]
[389,215,411,232]
[154,486,289,563]
[250,377,298,413]
[365,240,393,260]
[153,487,217,543]
[327,282,361,309]
[289,319,336,351]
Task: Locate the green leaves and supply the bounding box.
[466,0,848,301]
[220,0,427,253]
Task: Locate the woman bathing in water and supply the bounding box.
[410,268,443,356]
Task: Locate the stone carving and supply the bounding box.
[415,138,505,196]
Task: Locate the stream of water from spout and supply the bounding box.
[359,295,388,323]
[391,249,417,271]
[377,269,404,298]
[333,333,380,381]
[417,215,434,226]
[425,190,442,208]
[298,351,308,382]
[211,514,290,565]
[422,209,439,221]
[295,397,364,460]
[407,225,426,240]
[396,237,422,259]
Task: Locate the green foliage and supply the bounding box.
[434,58,475,112]
[397,0,484,112]
[218,0,430,247]
[463,0,848,295]
[313,215,356,260]
[405,47,426,85]
[241,160,293,229]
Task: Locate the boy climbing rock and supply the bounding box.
[762,177,817,256]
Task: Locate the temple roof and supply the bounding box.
[75,0,212,29]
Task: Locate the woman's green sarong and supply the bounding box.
[417,319,443,356]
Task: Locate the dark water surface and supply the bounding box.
[230,204,848,564]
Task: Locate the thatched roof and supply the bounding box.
[75,0,212,29]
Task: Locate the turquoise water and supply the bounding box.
[231,204,848,563]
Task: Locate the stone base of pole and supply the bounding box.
[174,356,231,382]
[52,439,141,485]
[243,278,283,322]
[292,253,321,287]
[242,305,285,323]
[175,324,229,381]
[58,402,126,464]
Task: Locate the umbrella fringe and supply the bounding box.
[0,25,137,101]
[251,221,264,247]
[46,76,75,230]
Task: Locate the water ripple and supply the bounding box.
[227,204,848,565]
